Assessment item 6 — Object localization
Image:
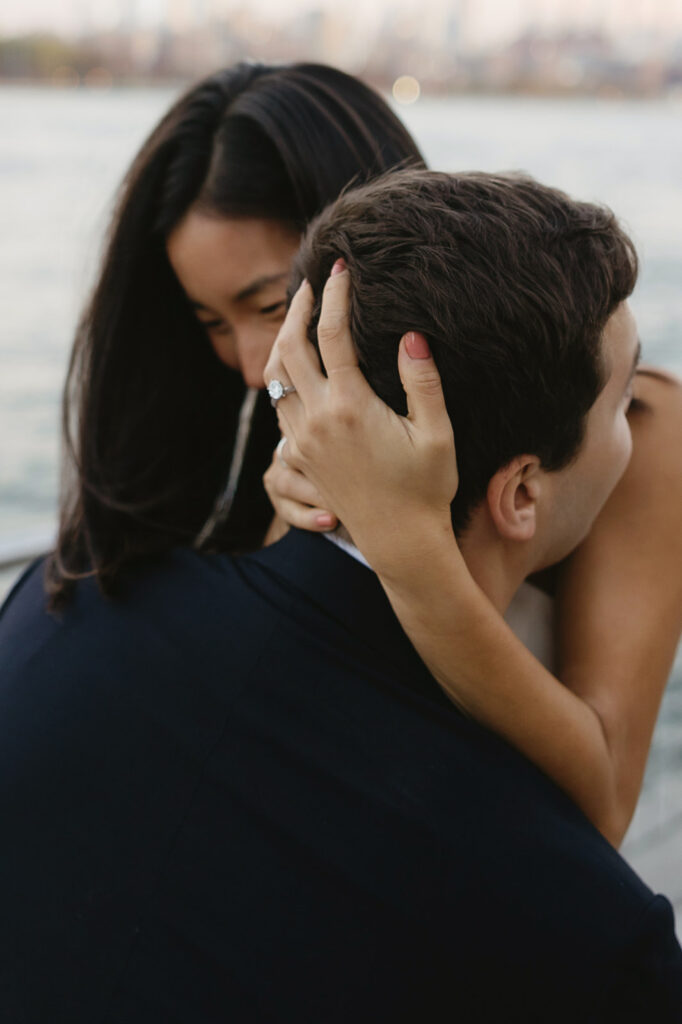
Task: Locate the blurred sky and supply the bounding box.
[3,0,682,49]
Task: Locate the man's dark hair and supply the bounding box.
[292,169,638,533]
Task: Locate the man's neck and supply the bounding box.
[458,544,528,614]
[335,522,530,615]
[458,515,535,615]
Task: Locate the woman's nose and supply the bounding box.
[236,332,277,390]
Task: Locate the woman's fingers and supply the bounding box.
[263,451,338,531]
[398,331,456,454]
[397,330,458,500]
[316,260,362,379]
[267,457,327,508]
[269,497,337,532]
[264,279,323,407]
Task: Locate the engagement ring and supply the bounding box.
[268,379,297,407]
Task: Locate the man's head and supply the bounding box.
[292,170,640,591]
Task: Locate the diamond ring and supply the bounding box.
[268,379,297,408]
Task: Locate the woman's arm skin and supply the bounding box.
[265,271,682,846]
[376,370,682,848]
[553,368,682,840]
[266,366,682,845]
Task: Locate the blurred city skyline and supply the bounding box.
[3,0,682,52]
[2,0,681,93]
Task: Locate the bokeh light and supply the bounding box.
[392,75,420,104]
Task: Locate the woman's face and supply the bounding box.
[167,210,301,388]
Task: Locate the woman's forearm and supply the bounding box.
[371,371,682,848]
[553,370,682,840]
[374,528,621,844]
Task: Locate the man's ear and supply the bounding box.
[486,455,542,542]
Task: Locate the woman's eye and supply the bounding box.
[201,318,226,331]
[259,301,286,316]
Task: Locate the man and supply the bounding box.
[266,168,655,845]
[1,171,681,1021]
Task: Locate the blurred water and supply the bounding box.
[0,86,177,539]
[0,86,681,915]
[1,87,681,541]
[1,87,681,543]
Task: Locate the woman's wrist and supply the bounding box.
[358,509,466,593]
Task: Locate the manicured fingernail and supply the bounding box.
[330,258,347,277]
[405,331,431,359]
[316,513,335,528]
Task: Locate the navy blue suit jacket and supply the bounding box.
[1,529,681,1022]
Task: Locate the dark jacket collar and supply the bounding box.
[248,529,454,713]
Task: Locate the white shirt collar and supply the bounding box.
[322,529,372,571]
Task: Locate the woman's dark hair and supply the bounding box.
[47,62,424,607]
[293,169,638,534]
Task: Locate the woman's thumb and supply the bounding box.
[398,332,449,430]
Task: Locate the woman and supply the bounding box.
[47,61,424,607]
[264,264,682,848]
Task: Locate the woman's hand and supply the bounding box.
[263,441,338,534]
[263,262,458,576]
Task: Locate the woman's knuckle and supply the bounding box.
[317,317,341,346]
[287,437,303,462]
[276,333,294,362]
[305,412,325,439]
[418,375,443,398]
[432,430,453,455]
[329,397,356,429]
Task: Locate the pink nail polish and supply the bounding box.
[405,332,431,360]
[330,258,347,277]
[316,514,335,528]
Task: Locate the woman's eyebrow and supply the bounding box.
[234,272,289,303]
